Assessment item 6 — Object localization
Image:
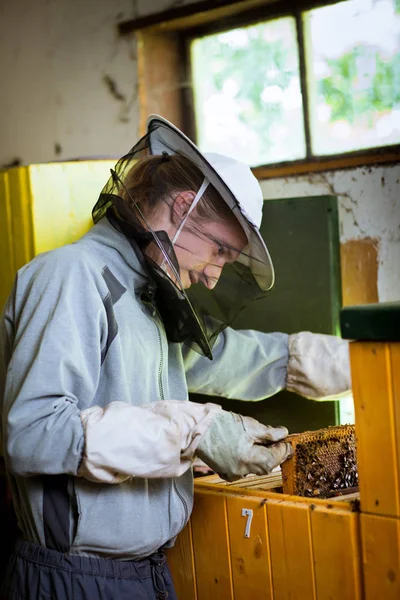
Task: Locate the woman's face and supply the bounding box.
[144,190,248,290]
[172,212,248,290]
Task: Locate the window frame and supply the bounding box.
[180,2,400,176]
[121,0,400,176]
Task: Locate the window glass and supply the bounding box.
[305,0,400,155]
[191,17,306,166]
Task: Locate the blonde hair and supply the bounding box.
[122,154,235,224]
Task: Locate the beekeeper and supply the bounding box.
[0,115,351,600]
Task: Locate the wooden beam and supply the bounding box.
[252,150,400,180]
[118,0,349,35]
[137,30,186,136]
[118,0,277,34]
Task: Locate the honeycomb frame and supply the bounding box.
[281,424,358,498]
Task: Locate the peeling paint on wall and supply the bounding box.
[0,158,22,169]
[340,238,379,306]
[103,74,126,102]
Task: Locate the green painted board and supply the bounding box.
[341,302,400,341]
[191,195,342,434]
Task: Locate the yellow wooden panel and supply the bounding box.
[191,492,233,600]
[0,161,113,308]
[0,171,15,309]
[29,161,113,255]
[350,342,400,516]
[311,506,362,600]
[267,500,316,600]
[227,495,273,600]
[361,513,400,600]
[7,166,34,271]
[166,521,197,600]
[391,344,400,495]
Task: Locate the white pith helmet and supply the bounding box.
[147,114,275,291]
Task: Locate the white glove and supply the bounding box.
[78,400,222,483]
[286,332,352,400]
[196,411,293,482]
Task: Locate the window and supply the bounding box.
[189,0,400,167]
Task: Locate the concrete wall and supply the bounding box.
[1,0,399,301]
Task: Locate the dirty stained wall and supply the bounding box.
[0,0,399,302]
[0,0,138,166]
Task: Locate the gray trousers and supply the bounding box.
[1,540,178,600]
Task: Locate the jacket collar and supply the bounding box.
[82,216,149,283]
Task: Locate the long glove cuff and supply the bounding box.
[286,332,352,401]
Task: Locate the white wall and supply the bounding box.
[260,165,400,302]
[0,0,138,166]
[1,0,399,301]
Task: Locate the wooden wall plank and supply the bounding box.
[391,344,400,497]
[350,342,400,516]
[311,506,363,600]
[137,30,184,137]
[361,513,400,600]
[166,522,197,600]
[191,492,233,600]
[267,500,316,600]
[227,495,273,600]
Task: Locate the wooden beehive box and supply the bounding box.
[167,473,362,600]
[167,303,400,600]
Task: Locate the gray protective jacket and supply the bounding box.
[0,217,289,559]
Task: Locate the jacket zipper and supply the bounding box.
[141,292,164,401]
[173,479,189,528]
[144,297,188,527]
[152,314,188,528]
[154,319,164,401]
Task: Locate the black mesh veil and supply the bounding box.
[92,119,273,360]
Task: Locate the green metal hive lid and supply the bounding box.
[340,302,400,341]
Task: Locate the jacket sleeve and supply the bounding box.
[2,249,105,477]
[1,248,221,481]
[183,327,289,401]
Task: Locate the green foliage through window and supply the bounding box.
[191,0,400,165]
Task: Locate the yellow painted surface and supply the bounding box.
[350,342,400,517]
[7,167,33,272]
[0,171,15,308]
[361,513,400,600]
[0,161,113,310]
[311,505,363,600]
[28,163,105,255]
[391,344,400,498]
[166,522,197,600]
[191,491,233,600]
[267,500,316,600]
[227,495,273,600]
